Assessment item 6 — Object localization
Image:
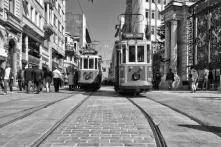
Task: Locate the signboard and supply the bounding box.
[122,33,143,40]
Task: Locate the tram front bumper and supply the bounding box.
[119,81,152,93]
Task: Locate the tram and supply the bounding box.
[78,48,102,91]
[111,33,152,94]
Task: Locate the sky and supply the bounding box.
[66,0,126,61]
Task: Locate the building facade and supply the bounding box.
[0,0,23,80]
[64,33,80,74]
[66,13,87,48]
[188,0,221,89]
[44,0,65,71]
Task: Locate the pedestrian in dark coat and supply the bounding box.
[17,67,25,91]
[33,66,44,94]
[44,67,53,92]
[0,66,5,93]
[24,64,34,93]
[155,70,161,90]
[166,68,174,90]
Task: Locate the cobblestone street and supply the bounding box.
[41,91,156,147]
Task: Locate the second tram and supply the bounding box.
[78,48,102,91]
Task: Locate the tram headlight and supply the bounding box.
[132,72,140,81]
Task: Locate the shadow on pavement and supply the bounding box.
[178,124,221,134]
[193,97,221,100]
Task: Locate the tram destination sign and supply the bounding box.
[122,33,143,40]
[79,48,98,55]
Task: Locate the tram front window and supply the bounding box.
[84,58,88,69]
[95,58,98,69]
[89,58,94,69]
[137,46,144,62]
[122,44,126,63]
[147,44,150,63]
[129,45,135,62]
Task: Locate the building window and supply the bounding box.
[31,7,34,21]
[54,15,57,27]
[146,0,148,2]
[146,11,149,18]
[152,12,155,19]
[9,0,15,13]
[39,16,41,28]
[151,26,154,34]
[35,12,38,24]
[152,0,155,3]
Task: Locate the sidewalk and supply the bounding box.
[145,90,221,133]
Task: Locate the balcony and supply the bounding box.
[5,10,22,32]
[44,24,54,39]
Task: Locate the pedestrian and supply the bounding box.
[67,72,74,90]
[33,65,44,94]
[17,67,25,91]
[73,68,79,89]
[24,64,34,93]
[154,70,161,90]
[190,66,198,93]
[166,68,174,90]
[208,69,213,89]
[4,64,13,94]
[0,66,5,94]
[202,67,209,90]
[173,72,180,90]
[53,66,62,92]
[44,67,53,93]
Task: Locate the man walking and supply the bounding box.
[44,67,53,93]
[24,64,34,93]
[33,65,44,94]
[53,66,62,92]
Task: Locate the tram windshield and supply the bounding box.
[89,58,94,69]
[81,57,99,70]
[137,46,144,62]
[129,45,135,62]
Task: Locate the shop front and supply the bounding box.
[191,1,221,89]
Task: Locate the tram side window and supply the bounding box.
[89,58,94,69]
[122,44,126,63]
[84,58,88,69]
[95,58,98,69]
[137,46,144,62]
[147,45,150,63]
[129,46,135,62]
[80,58,82,69]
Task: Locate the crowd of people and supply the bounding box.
[0,63,79,95]
[152,66,214,93]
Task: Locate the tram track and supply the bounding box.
[30,93,91,147]
[0,92,80,129]
[126,96,167,147]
